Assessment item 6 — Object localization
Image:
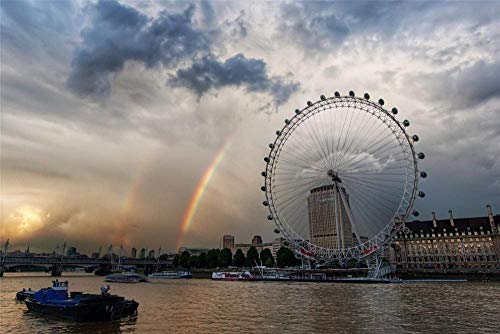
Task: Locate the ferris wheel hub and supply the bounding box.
[327,169,342,183]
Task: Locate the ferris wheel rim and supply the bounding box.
[263,94,420,261]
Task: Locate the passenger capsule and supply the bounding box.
[276,130,281,136]
[378,98,384,105]
[420,171,427,178]
[263,201,269,206]
[295,109,301,114]
[285,119,290,124]
[307,101,313,106]
[320,95,326,101]
[261,171,267,176]
[269,143,274,149]
[418,191,425,198]
[264,157,269,162]
[412,135,419,142]
[391,107,398,115]
[412,210,420,217]
[274,228,280,234]
[260,186,266,191]
[418,152,425,159]
[349,91,355,97]
[364,93,370,100]
[267,214,273,221]
[334,91,340,97]
[403,120,410,127]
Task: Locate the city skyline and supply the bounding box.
[2,1,500,254]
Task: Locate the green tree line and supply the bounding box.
[172,246,299,269]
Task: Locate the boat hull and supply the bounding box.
[25,296,138,322]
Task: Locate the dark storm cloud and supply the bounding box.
[67,0,209,98]
[278,1,499,52]
[169,54,300,106]
[449,61,500,107]
[410,60,500,109]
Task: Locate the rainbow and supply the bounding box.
[176,141,230,249]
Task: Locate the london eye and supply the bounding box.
[261,91,426,265]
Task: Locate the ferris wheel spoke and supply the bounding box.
[302,112,333,169]
[273,179,327,216]
[273,176,326,194]
[337,134,402,172]
[339,154,409,174]
[348,189,395,223]
[334,107,372,169]
[349,198,386,237]
[342,175,405,197]
[275,157,325,174]
[278,147,328,174]
[336,117,384,169]
[334,105,352,167]
[291,123,331,170]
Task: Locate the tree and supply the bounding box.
[219,248,233,268]
[173,254,180,267]
[246,246,259,267]
[265,257,274,267]
[179,250,191,268]
[197,252,207,268]
[206,249,221,268]
[233,249,246,268]
[276,247,298,268]
[189,255,199,268]
[260,248,274,266]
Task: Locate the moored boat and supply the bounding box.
[148,271,192,279]
[24,282,138,322]
[16,279,68,301]
[105,271,148,283]
[211,271,255,281]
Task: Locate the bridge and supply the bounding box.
[0,254,173,276]
[0,240,173,277]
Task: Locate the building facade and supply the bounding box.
[308,185,353,250]
[390,205,500,273]
[222,235,235,250]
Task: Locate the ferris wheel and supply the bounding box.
[261,91,426,263]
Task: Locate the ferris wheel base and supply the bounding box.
[366,251,394,279]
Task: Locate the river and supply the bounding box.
[0,273,498,333]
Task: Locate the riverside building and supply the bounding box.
[307,185,353,250]
[390,204,500,273]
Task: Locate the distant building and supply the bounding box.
[252,235,263,246]
[148,250,155,259]
[131,248,137,259]
[91,252,100,259]
[66,247,77,256]
[139,248,146,259]
[222,235,235,250]
[390,205,500,273]
[307,185,353,250]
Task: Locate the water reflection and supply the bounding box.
[1,274,499,333]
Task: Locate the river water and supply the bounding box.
[0,273,498,333]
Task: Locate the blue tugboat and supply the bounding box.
[24,281,139,322]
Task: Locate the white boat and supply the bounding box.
[148,271,192,279]
[105,271,148,283]
[211,271,255,281]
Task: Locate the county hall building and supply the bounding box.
[390,204,500,274]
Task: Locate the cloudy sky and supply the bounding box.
[1,0,499,254]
